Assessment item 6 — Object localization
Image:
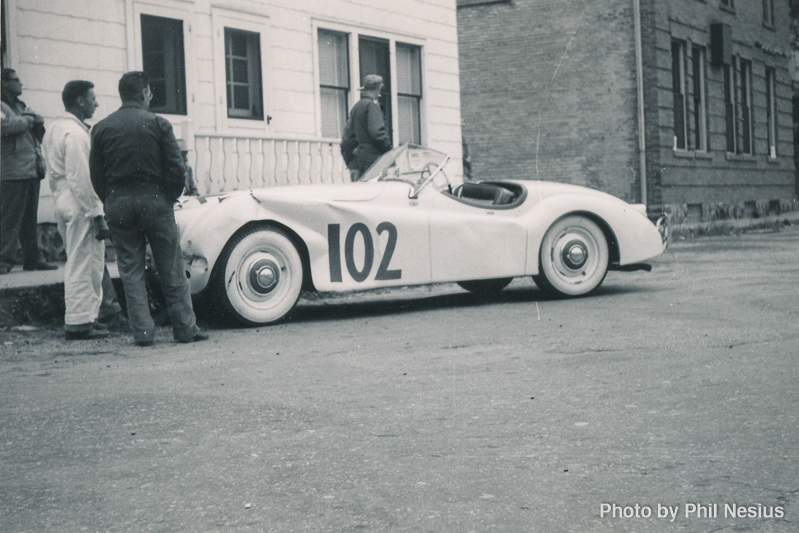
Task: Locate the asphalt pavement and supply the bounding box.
[1,220,798,532]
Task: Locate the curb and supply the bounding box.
[668,211,798,239]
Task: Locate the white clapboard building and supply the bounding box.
[2,0,462,222]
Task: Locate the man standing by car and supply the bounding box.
[90,71,207,347]
[340,74,392,181]
[1,68,57,274]
[43,80,110,340]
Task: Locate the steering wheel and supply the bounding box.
[420,162,437,182]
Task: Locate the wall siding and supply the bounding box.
[4,0,461,221]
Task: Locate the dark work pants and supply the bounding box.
[104,192,199,344]
[0,178,43,268]
[98,265,123,320]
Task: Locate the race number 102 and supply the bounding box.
[328,223,402,282]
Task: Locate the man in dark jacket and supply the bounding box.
[1,68,57,273]
[340,74,392,180]
[90,71,207,347]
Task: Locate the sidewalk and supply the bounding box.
[0,262,119,291]
[0,262,120,328]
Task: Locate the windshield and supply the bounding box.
[359,144,450,195]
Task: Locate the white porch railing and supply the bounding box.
[190,134,350,194]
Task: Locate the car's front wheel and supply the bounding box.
[212,225,304,326]
[534,215,609,297]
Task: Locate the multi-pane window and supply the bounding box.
[316,28,424,145]
[690,46,707,151]
[724,63,736,152]
[739,59,753,154]
[671,40,687,150]
[141,15,187,115]
[766,67,777,158]
[224,28,263,120]
[725,58,753,155]
[762,0,775,24]
[318,30,350,138]
[396,44,422,145]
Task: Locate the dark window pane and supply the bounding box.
[233,85,250,110]
[231,34,248,57]
[233,59,249,83]
[359,37,392,144]
[671,41,685,150]
[724,65,735,153]
[150,81,167,107]
[140,14,186,115]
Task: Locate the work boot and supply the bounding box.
[176,331,209,344]
[65,328,110,341]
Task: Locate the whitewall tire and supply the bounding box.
[534,215,609,297]
[213,225,304,326]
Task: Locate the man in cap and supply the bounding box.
[340,74,392,180]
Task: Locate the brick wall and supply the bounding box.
[646,0,795,210]
[458,0,641,202]
[458,0,797,212]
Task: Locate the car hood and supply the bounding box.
[252,182,387,203]
[178,182,386,209]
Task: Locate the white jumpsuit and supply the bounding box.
[42,113,105,328]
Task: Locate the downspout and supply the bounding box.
[633,0,647,205]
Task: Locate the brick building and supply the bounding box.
[458,0,796,221]
[2,0,463,223]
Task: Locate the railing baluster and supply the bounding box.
[210,137,224,193]
[193,134,348,192]
[252,139,264,188]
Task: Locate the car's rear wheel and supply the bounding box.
[534,215,609,297]
[212,225,303,326]
[457,278,513,294]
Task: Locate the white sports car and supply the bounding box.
[174,144,668,326]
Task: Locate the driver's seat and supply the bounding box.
[456,182,516,206]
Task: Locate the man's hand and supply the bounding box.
[94,216,111,241]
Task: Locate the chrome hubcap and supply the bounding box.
[561,239,588,270]
[248,259,279,294]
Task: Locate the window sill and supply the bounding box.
[725,152,756,162]
[720,5,735,15]
[672,149,712,159]
[762,21,776,31]
[766,157,781,165]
